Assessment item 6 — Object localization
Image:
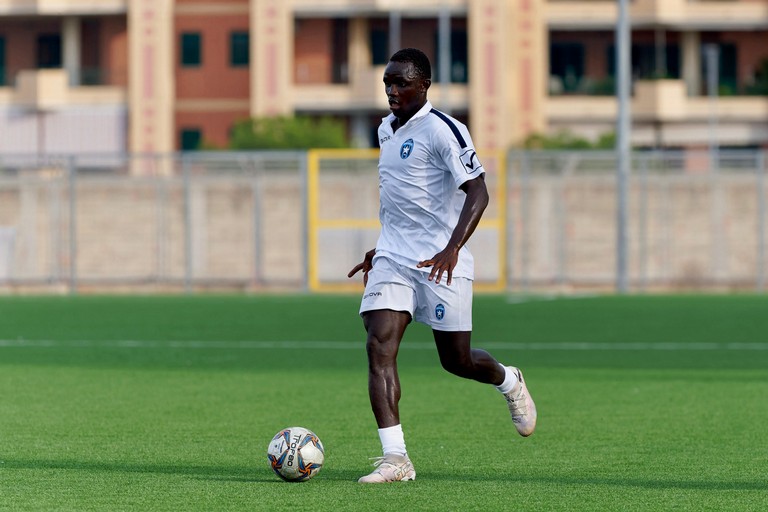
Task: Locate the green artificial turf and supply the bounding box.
[0,294,766,511]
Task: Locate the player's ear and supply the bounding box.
[422,78,431,91]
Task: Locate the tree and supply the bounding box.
[229,115,349,149]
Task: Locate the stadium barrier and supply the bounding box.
[0,149,765,293]
[307,149,507,293]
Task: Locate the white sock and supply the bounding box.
[378,424,407,456]
[495,364,519,394]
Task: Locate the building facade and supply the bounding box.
[0,0,766,164]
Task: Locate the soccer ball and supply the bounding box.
[267,426,325,482]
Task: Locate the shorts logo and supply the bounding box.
[435,303,445,320]
[400,139,414,159]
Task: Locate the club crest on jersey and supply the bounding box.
[460,148,483,173]
[435,303,445,320]
[400,139,414,159]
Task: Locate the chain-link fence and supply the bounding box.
[0,149,765,293]
[508,149,767,292]
[0,152,307,292]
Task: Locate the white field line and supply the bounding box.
[0,339,767,351]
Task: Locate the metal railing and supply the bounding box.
[0,149,765,294]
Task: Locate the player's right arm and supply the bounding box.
[348,248,376,285]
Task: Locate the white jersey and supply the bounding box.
[374,101,485,279]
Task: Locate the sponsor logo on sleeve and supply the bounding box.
[459,149,483,173]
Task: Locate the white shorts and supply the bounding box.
[358,256,473,331]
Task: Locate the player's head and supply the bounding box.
[383,48,432,122]
[389,48,432,82]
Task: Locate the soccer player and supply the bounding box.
[348,48,537,484]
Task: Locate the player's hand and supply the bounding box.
[417,246,459,286]
[348,249,376,286]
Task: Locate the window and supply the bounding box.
[606,44,681,80]
[180,128,202,150]
[331,18,348,83]
[37,34,62,68]
[180,32,202,67]
[370,29,389,65]
[230,32,249,67]
[0,37,5,86]
[433,30,469,83]
[634,44,680,79]
[550,43,585,92]
[702,43,737,95]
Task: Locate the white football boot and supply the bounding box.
[358,454,416,483]
[504,366,537,437]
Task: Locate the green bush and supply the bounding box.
[523,130,616,150]
[229,115,349,149]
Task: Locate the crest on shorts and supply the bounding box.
[435,303,445,320]
[400,139,414,159]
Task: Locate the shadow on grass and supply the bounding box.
[2,458,273,482]
[4,459,763,491]
[0,458,363,484]
[417,470,767,491]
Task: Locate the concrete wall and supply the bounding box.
[1,164,766,292]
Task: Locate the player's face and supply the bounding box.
[383,61,430,123]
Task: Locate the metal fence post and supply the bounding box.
[638,152,649,291]
[67,156,78,295]
[506,150,516,291]
[300,151,309,292]
[182,154,192,293]
[250,154,263,288]
[520,151,531,293]
[616,0,631,294]
[758,150,766,292]
[555,154,571,287]
[155,163,168,282]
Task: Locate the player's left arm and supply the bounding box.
[417,174,489,285]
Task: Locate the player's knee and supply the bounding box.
[440,356,473,378]
[365,334,398,362]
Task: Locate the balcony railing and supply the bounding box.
[0,0,127,14]
[549,74,768,97]
[546,0,768,28]
[0,67,128,89]
[546,78,768,126]
[0,69,127,109]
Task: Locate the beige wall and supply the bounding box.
[2,168,766,291]
[0,174,304,287]
[469,0,546,149]
[250,0,292,117]
[129,0,175,158]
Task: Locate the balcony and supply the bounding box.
[293,65,468,112]
[0,0,127,14]
[290,0,468,15]
[0,69,126,109]
[546,0,768,29]
[548,78,768,120]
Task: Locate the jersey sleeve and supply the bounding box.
[432,122,485,188]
